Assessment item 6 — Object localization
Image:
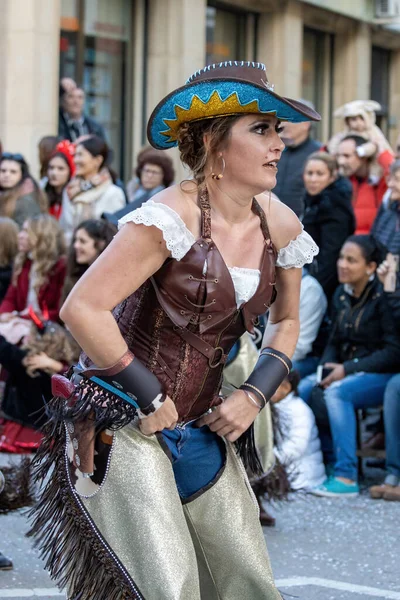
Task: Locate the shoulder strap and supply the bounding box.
[252,197,271,243]
[198,187,212,240]
[199,188,272,243]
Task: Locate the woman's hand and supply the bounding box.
[66,178,82,200]
[139,396,178,436]
[196,390,260,442]
[377,259,390,286]
[23,352,63,375]
[321,363,345,388]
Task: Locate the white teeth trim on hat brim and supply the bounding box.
[186,61,267,84]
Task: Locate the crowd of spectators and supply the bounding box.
[0,83,400,567]
[0,78,175,462]
[267,98,400,506]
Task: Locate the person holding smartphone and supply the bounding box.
[298,235,400,497]
[369,259,400,501]
[371,159,400,292]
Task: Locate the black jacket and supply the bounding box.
[0,336,52,428]
[371,200,400,255]
[58,110,106,142]
[385,288,400,333]
[303,176,355,300]
[321,278,400,374]
[274,136,321,217]
[0,265,12,304]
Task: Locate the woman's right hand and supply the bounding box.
[139,396,178,436]
[377,259,390,286]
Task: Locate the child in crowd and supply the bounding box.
[0,217,19,303]
[271,370,326,491]
[327,100,394,180]
[0,311,79,453]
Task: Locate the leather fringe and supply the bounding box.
[235,423,264,477]
[27,406,144,599]
[49,378,138,432]
[251,458,294,503]
[0,457,33,514]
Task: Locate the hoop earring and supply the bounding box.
[211,156,225,180]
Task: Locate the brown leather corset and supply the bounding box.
[113,190,277,421]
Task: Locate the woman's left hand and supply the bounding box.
[321,363,345,388]
[196,390,260,442]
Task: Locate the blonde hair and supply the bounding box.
[13,214,66,292]
[0,217,19,268]
[177,116,241,186]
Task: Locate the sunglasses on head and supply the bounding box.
[1,152,25,162]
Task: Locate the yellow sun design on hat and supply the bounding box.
[161,91,261,143]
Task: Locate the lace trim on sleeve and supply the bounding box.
[118,200,196,261]
[276,228,319,269]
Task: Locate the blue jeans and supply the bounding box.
[383,374,400,479]
[299,372,394,481]
[161,423,225,499]
[292,356,320,380]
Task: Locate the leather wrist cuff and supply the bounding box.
[82,350,165,415]
[240,347,292,408]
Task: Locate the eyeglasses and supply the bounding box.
[1,152,25,162]
[142,167,163,176]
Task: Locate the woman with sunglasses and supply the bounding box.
[0,153,48,227]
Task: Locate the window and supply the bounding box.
[206,3,257,65]
[59,0,79,82]
[371,46,391,134]
[302,27,334,141]
[59,0,132,177]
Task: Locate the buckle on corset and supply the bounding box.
[208,346,225,368]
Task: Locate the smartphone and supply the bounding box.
[384,253,399,293]
[316,365,333,384]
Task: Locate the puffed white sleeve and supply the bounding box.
[118,199,196,261]
[276,227,319,269]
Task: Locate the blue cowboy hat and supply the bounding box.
[147,61,321,150]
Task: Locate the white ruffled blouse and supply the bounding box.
[118,200,318,308]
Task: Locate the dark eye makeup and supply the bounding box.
[252,122,283,134]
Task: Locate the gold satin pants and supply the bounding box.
[80,424,281,600]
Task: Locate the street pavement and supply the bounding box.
[0,455,399,600]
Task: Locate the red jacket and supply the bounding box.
[350,150,393,234]
[0,257,67,321]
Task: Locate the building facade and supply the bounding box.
[1,0,400,179]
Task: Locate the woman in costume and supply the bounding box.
[30,62,320,600]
